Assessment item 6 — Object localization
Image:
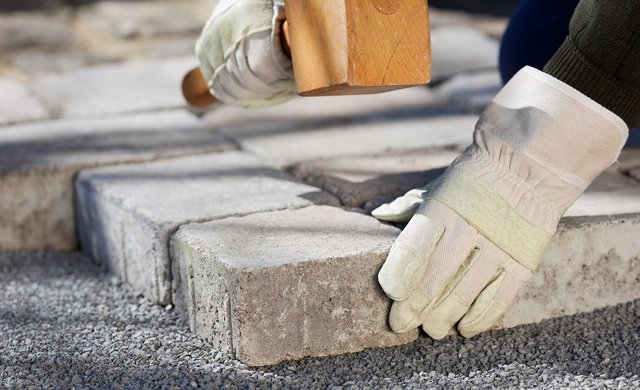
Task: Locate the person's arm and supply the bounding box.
[545,0,640,129]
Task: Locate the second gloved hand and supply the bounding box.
[373,67,628,339]
[195,0,295,107]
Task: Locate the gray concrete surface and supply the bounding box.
[205,86,444,133]
[435,70,502,114]
[76,152,338,305]
[289,148,460,208]
[504,213,640,328]
[222,114,478,169]
[171,203,640,366]
[0,78,49,125]
[171,206,415,366]
[1,251,639,389]
[0,109,233,252]
[31,56,196,118]
[430,26,499,83]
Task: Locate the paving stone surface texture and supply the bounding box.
[430,26,499,82]
[435,70,503,114]
[503,214,640,328]
[222,113,478,168]
[31,56,196,118]
[76,152,339,305]
[0,78,49,125]
[79,1,210,40]
[0,110,233,251]
[172,206,640,366]
[0,12,76,50]
[428,8,508,38]
[171,206,417,366]
[290,148,461,208]
[206,86,445,131]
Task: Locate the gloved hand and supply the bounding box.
[195,0,295,107]
[373,67,628,339]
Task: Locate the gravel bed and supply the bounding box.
[1,251,639,389]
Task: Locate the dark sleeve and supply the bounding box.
[544,0,640,128]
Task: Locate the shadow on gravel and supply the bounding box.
[2,251,639,388]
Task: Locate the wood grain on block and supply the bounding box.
[285,0,431,96]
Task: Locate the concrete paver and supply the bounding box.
[435,70,502,114]
[504,213,640,328]
[0,109,233,252]
[429,8,508,39]
[222,113,478,168]
[171,204,640,366]
[79,0,210,40]
[206,86,444,133]
[76,152,339,305]
[289,148,460,208]
[31,56,196,118]
[7,49,118,75]
[0,12,76,50]
[0,78,49,125]
[170,206,416,366]
[430,26,499,83]
[290,148,640,214]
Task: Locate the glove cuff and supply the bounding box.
[451,67,628,231]
[427,67,628,269]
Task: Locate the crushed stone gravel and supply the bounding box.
[1,251,639,389]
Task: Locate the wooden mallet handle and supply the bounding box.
[182,21,291,108]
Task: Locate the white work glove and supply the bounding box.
[373,67,628,339]
[195,0,295,107]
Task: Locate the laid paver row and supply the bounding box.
[0,89,480,253]
[0,109,234,251]
[76,152,339,304]
[73,143,640,366]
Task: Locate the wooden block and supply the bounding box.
[285,0,432,96]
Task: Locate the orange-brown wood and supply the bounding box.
[182,67,219,108]
[285,0,431,96]
[182,1,431,106]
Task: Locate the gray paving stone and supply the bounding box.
[430,26,499,83]
[206,86,444,132]
[566,170,640,217]
[429,8,508,39]
[76,152,339,305]
[170,206,418,366]
[289,148,460,208]
[7,49,118,75]
[0,78,49,125]
[80,1,209,40]
[0,13,76,50]
[435,70,502,114]
[290,146,640,215]
[171,204,640,367]
[503,214,640,329]
[220,112,478,169]
[0,109,233,252]
[31,56,196,118]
